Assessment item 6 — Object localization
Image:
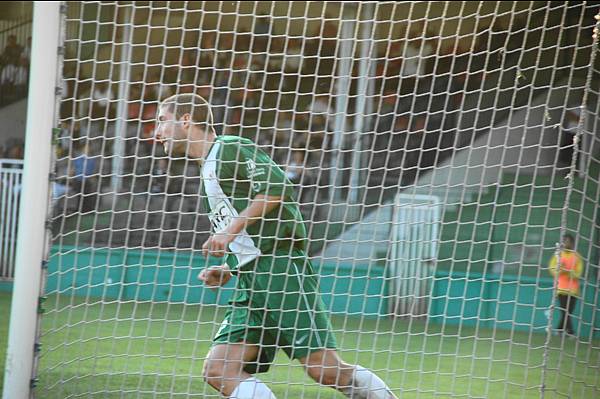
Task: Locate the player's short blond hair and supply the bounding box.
[160,93,214,130]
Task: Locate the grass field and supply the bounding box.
[1,292,598,398]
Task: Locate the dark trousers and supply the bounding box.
[557,294,577,335]
[72,177,97,212]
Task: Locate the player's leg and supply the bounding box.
[204,343,277,398]
[262,252,397,398]
[299,348,398,399]
[203,343,259,396]
[299,348,353,387]
[206,303,278,398]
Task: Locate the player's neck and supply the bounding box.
[189,131,217,164]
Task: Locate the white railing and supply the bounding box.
[0,158,24,279]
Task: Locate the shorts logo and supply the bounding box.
[216,318,229,336]
[246,159,265,178]
[295,335,308,346]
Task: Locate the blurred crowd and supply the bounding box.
[46,15,528,219]
[1,139,24,161]
[0,34,31,105]
[0,12,542,249]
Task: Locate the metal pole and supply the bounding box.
[112,5,132,193]
[2,3,60,399]
[330,6,355,204]
[578,105,589,178]
[349,2,375,205]
[362,6,377,201]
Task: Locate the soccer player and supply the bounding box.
[155,93,398,399]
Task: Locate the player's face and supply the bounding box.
[155,107,188,156]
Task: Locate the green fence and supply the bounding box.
[430,270,600,338]
[438,173,600,277]
[1,245,598,338]
[37,246,388,316]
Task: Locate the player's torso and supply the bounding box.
[200,136,306,252]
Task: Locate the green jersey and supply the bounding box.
[200,135,307,271]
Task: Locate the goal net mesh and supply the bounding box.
[35,1,600,397]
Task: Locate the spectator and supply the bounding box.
[305,117,326,153]
[151,158,168,193]
[180,49,198,84]
[266,37,285,71]
[0,37,28,101]
[145,72,174,102]
[548,233,584,337]
[127,84,143,120]
[75,80,92,119]
[13,57,28,86]
[70,139,99,213]
[285,149,305,184]
[254,13,271,36]
[375,89,400,132]
[141,96,158,139]
[306,92,334,132]
[4,140,24,162]
[90,81,115,118]
[253,13,271,53]
[217,32,235,64]
[1,35,22,67]
[469,25,491,86]
[272,110,295,162]
[0,62,17,85]
[0,142,24,235]
[400,29,434,82]
[307,93,333,118]
[283,38,303,74]
[21,36,31,68]
[285,148,317,217]
[451,33,479,92]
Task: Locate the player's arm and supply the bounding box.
[202,194,282,257]
[199,195,282,288]
[227,193,282,233]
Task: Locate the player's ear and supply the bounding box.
[181,113,192,130]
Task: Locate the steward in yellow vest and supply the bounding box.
[548,234,584,336]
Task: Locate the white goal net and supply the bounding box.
[19,1,600,398]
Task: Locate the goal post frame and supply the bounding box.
[2,3,61,399]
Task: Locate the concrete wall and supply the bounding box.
[320,79,599,266]
[414,80,596,196]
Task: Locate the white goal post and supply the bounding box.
[2,3,61,398]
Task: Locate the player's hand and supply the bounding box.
[197,265,232,288]
[202,232,236,258]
